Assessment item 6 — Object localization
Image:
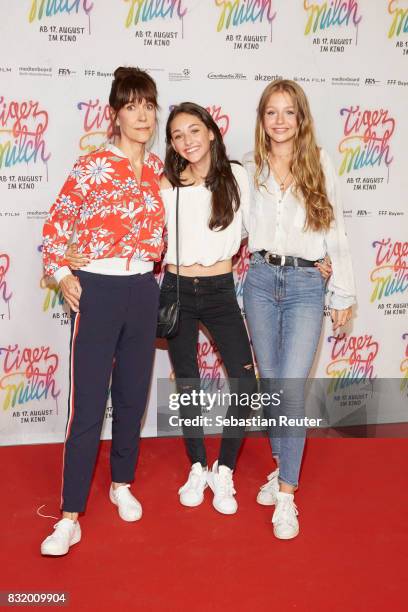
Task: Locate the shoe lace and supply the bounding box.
[218,472,236,497]
[179,467,205,493]
[272,499,299,526]
[260,469,279,492]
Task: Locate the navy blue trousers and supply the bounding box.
[61,270,159,513]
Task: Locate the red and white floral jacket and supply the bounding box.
[42,144,165,279]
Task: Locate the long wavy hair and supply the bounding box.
[164,102,240,231]
[254,79,334,232]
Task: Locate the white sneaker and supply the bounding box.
[257,468,280,506]
[178,462,208,507]
[207,460,237,515]
[40,518,81,556]
[272,492,299,539]
[109,484,142,522]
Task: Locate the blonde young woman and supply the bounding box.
[243,80,355,539]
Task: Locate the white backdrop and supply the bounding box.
[0,0,407,445]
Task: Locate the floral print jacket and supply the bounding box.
[42,144,165,278]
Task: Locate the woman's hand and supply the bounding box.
[314,255,332,280]
[60,274,82,312]
[66,243,90,270]
[330,306,353,332]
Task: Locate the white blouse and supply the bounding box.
[162,162,250,267]
[243,149,356,310]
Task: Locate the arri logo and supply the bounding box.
[0,344,61,411]
[214,0,276,32]
[303,0,362,35]
[326,333,379,393]
[338,106,395,177]
[387,0,408,38]
[0,98,51,171]
[0,254,13,320]
[77,99,111,153]
[370,239,408,304]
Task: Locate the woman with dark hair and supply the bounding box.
[40,67,165,556]
[243,80,355,539]
[159,102,257,515]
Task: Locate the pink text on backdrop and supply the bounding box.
[124,0,187,26]
[0,97,51,170]
[215,0,276,32]
[338,106,395,176]
[0,254,13,319]
[168,103,230,136]
[326,333,379,392]
[77,100,111,153]
[0,344,61,411]
[28,0,94,22]
[233,243,250,298]
[388,0,408,38]
[303,0,362,35]
[197,339,224,391]
[370,239,408,303]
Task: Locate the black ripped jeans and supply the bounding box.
[161,271,257,470]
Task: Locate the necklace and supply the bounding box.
[269,153,292,192]
[271,163,291,192]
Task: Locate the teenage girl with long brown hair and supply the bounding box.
[243,80,356,539]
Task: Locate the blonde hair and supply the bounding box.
[254,79,334,232]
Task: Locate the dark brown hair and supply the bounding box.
[109,66,158,128]
[164,102,240,231]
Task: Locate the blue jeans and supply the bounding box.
[243,252,325,487]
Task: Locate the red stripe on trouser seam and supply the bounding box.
[60,312,81,510]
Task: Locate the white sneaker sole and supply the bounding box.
[212,499,238,515]
[273,526,299,540]
[256,493,277,506]
[109,488,142,522]
[41,530,81,556]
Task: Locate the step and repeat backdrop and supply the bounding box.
[0,1,407,445]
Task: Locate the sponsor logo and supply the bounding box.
[208,72,247,79]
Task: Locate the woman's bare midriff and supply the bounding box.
[167,259,232,277]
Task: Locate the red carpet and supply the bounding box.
[1,436,407,611]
